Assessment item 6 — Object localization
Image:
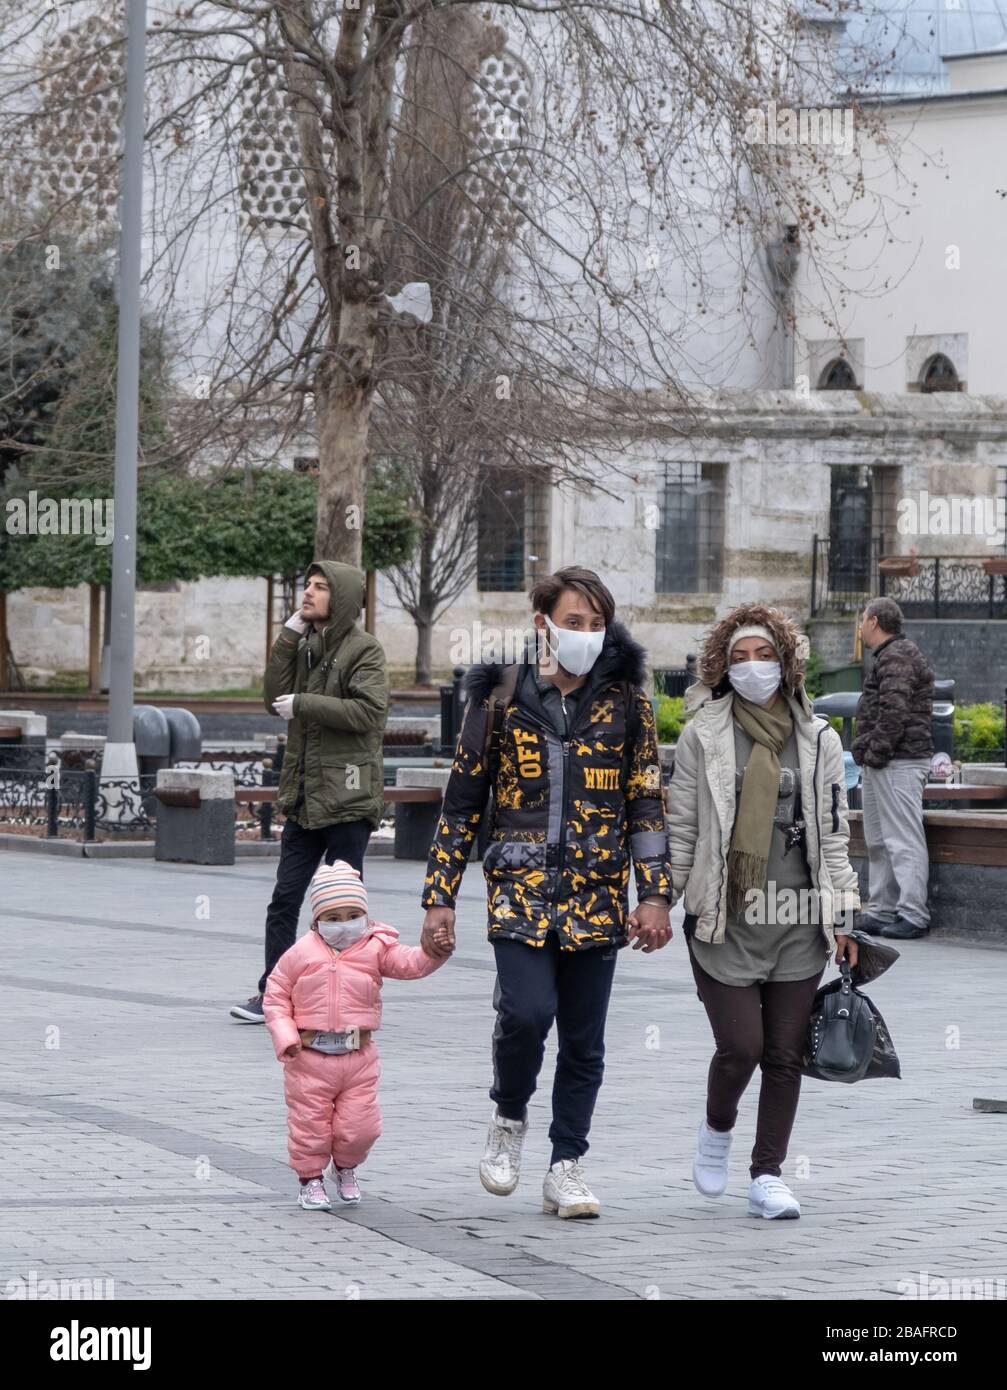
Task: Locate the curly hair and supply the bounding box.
[698,604,807,694]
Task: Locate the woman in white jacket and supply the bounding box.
[666,604,860,1220]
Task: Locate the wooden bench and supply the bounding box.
[231,785,442,806]
[849,809,1007,867]
[923,784,1007,803]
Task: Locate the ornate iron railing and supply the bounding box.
[0,767,157,839]
[812,537,1007,618]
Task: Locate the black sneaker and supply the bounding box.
[855,914,896,936]
[878,917,928,941]
[230,994,265,1022]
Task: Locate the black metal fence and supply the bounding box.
[812,536,1007,619]
[0,765,158,840]
[0,742,288,843]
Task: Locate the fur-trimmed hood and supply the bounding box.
[463,619,647,702]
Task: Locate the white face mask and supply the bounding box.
[317,914,369,950]
[543,615,605,678]
[729,659,782,705]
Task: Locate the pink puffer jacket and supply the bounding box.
[263,921,444,1060]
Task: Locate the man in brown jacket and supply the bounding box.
[853,597,934,940]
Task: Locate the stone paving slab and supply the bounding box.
[2,850,1006,1300]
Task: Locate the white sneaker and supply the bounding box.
[479,1110,528,1196]
[329,1165,361,1204]
[747,1174,801,1220]
[692,1119,733,1198]
[297,1177,331,1211]
[542,1159,600,1219]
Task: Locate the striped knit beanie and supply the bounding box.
[309,860,369,923]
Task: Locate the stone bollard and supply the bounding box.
[154,768,235,865]
[0,710,47,776]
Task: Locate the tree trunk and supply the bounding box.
[0,590,7,690]
[314,306,377,564]
[415,611,434,687]
[88,583,101,694]
[413,512,438,685]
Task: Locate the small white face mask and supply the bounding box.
[317,914,369,950]
[543,615,605,678]
[729,660,782,705]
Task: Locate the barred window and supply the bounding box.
[477,472,548,592]
[655,462,725,593]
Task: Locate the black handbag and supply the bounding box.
[802,958,901,1084]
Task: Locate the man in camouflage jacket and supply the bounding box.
[420,567,672,1218]
[853,597,934,940]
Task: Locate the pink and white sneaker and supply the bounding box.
[297,1177,331,1211]
[331,1165,361,1204]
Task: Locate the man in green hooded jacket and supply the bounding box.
[230,560,389,1022]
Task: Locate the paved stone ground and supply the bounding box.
[2,849,1007,1301]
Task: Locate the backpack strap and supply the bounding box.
[481,663,521,783]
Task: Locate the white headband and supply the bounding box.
[727,624,778,656]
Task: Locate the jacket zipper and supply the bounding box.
[809,725,827,921]
[515,701,580,923]
[551,736,572,922]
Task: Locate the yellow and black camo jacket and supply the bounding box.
[422,629,672,951]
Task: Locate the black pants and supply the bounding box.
[689,949,823,1179]
[258,817,371,993]
[491,931,618,1165]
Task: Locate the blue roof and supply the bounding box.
[835,2,1007,94]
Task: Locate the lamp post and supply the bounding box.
[104,0,147,784]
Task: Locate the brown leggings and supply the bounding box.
[689,949,823,1179]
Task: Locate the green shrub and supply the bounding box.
[954,702,1005,762]
[656,694,688,743]
[803,647,824,699]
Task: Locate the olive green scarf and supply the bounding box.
[727,694,793,916]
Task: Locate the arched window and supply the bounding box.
[920,353,960,393]
[818,357,857,390]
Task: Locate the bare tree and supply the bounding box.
[0,0,905,573]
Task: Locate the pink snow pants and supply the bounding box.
[282,1041,382,1179]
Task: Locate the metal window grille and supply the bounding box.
[476,474,549,592]
[655,462,725,593]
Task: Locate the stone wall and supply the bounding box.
[809,617,1007,704]
[10,391,1007,691]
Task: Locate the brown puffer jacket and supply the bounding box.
[852,635,934,768]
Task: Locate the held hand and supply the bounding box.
[626,899,672,953]
[284,610,309,634]
[421,907,456,959]
[273,695,296,720]
[835,934,859,968]
[283,1043,301,1058]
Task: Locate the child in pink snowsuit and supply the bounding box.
[264,859,450,1210]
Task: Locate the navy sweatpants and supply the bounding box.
[490,931,618,1165]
